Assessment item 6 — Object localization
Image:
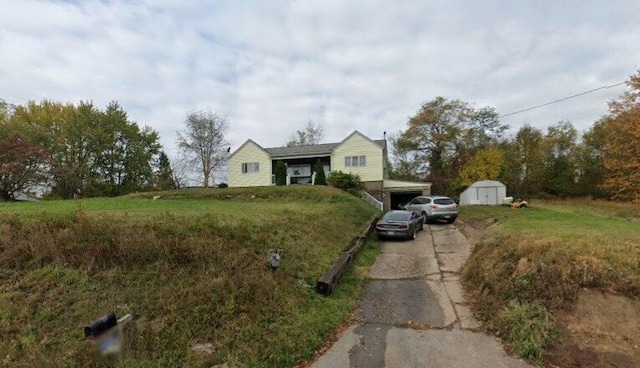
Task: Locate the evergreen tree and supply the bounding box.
[314,160,327,185]
[275,161,287,185]
[156,151,175,190]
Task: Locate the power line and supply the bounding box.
[499,81,627,118]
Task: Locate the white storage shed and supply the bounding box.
[459,180,507,205]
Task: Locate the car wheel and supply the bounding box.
[419,221,424,231]
[520,204,527,208]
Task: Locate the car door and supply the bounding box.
[410,211,420,229]
[413,211,424,225]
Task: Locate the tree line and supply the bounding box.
[2,70,638,202]
[0,100,173,200]
[390,71,640,202]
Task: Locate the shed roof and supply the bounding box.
[468,180,505,188]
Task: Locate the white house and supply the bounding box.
[459,180,507,205]
[227,130,431,211]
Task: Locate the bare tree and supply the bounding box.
[169,154,194,189]
[177,111,230,188]
[285,119,325,147]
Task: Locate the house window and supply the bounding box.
[287,164,311,177]
[242,162,260,173]
[345,156,366,167]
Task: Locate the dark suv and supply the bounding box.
[403,195,458,224]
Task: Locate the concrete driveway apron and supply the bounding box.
[310,223,532,368]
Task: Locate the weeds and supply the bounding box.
[496,300,557,364]
[0,186,381,367]
[461,200,640,363]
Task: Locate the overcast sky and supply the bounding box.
[2,0,639,157]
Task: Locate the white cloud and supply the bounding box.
[1,0,639,157]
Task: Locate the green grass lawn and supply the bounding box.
[0,186,381,367]
[460,200,640,363]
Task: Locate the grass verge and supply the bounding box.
[0,186,381,367]
[461,199,640,364]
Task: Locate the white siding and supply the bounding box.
[228,141,272,187]
[331,133,383,182]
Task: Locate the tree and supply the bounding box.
[155,151,176,190]
[576,121,608,198]
[275,161,287,185]
[0,99,12,128]
[0,134,49,201]
[6,100,78,198]
[169,154,191,190]
[542,121,579,197]
[48,101,96,198]
[393,97,508,195]
[452,106,507,172]
[177,110,230,188]
[8,100,161,198]
[285,119,325,147]
[456,147,505,190]
[599,71,640,202]
[396,97,468,181]
[314,160,327,185]
[388,134,421,181]
[506,125,546,198]
[89,102,160,196]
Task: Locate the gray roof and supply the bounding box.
[265,142,339,157]
[264,139,386,159]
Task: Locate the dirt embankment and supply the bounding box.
[547,290,640,368]
[458,218,640,368]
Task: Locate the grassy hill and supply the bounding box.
[461,199,640,364]
[0,186,381,367]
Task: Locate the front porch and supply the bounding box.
[271,157,331,185]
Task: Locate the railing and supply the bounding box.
[360,190,383,211]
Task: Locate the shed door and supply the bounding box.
[478,187,498,205]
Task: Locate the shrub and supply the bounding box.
[275,161,287,186]
[327,170,364,194]
[218,183,228,188]
[314,160,327,185]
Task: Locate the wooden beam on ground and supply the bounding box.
[316,218,378,296]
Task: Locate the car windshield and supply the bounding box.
[434,198,455,205]
[411,197,429,204]
[382,212,411,221]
